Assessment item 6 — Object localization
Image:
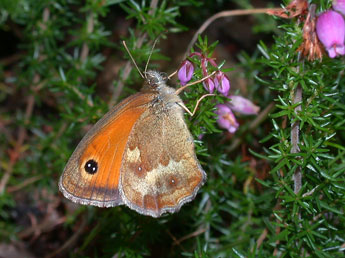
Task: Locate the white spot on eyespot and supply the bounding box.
[138,166,142,171]
[80,158,98,181]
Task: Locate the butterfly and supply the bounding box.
[59,42,207,218]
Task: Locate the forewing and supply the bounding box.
[59,93,154,207]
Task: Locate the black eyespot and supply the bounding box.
[84,159,98,174]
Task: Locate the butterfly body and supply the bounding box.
[59,70,206,217]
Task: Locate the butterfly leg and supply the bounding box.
[168,70,177,79]
[175,71,217,95]
[178,93,215,117]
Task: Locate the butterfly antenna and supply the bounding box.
[122,41,144,79]
[144,37,159,75]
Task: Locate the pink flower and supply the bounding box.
[215,104,239,133]
[333,0,345,16]
[214,71,230,97]
[228,95,260,115]
[316,10,345,58]
[178,60,194,85]
[203,78,215,93]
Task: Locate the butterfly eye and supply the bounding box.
[84,159,98,174]
[159,72,168,81]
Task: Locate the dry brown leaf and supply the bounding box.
[297,5,324,60]
[267,0,308,19]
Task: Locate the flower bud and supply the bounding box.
[203,78,215,93]
[228,95,260,115]
[214,71,231,97]
[316,10,345,58]
[215,104,239,133]
[333,0,345,16]
[178,60,194,85]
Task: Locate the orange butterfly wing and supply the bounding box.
[59,93,154,207]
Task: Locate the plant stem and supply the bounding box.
[109,0,159,107]
[185,8,283,57]
[292,84,302,194]
[0,7,50,193]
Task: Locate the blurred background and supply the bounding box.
[2,0,338,257]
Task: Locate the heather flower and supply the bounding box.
[316,10,345,58]
[215,104,239,133]
[214,71,230,97]
[178,60,194,85]
[333,0,345,16]
[203,78,215,93]
[228,95,260,115]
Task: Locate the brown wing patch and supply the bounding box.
[120,103,206,217]
[59,93,154,207]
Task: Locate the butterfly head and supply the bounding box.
[144,70,168,90]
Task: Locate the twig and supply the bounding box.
[172,227,206,246]
[7,175,43,193]
[0,155,15,194]
[0,8,50,194]
[109,0,159,107]
[340,242,345,251]
[74,11,95,107]
[302,186,318,197]
[292,84,302,194]
[44,214,88,258]
[254,201,282,253]
[68,83,94,107]
[80,12,94,63]
[18,199,64,239]
[175,71,216,95]
[0,82,36,194]
[256,228,268,248]
[227,102,275,152]
[109,35,146,107]
[273,224,281,256]
[166,230,187,252]
[0,52,25,67]
[7,19,24,39]
[185,8,283,57]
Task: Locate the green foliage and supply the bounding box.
[256,16,345,255]
[0,0,344,257]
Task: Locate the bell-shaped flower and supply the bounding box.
[215,104,239,134]
[214,71,230,97]
[178,60,194,85]
[333,0,345,16]
[228,95,260,115]
[203,78,215,93]
[316,10,345,58]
